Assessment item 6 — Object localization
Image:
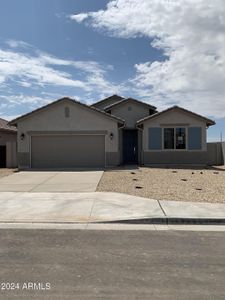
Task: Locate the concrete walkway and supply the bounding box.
[0,171,103,192]
[0,192,224,224]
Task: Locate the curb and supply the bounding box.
[96,217,225,225]
[0,218,225,226]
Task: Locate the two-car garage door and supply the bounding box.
[31,135,105,169]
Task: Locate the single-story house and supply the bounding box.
[0,118,17,168]
[9,95,215,169]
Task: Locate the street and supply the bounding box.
[0,229,224,299]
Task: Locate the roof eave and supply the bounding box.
[206,120,216,127]
[136,106,215,126]
[91,94,124,107]
[105,98,157,111]
[9,97,125,126]
[0,128,17,133]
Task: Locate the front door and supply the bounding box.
[123,130,138,164]
[0,145,6,168]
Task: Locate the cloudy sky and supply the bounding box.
[0,0,224,141]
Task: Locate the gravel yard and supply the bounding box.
[0,168,17,179]
[97,166,225,203]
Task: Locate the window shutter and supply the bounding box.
[148,127,162,150]
[188,127,202,150]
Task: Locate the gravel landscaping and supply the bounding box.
[97,166,225,203]
[0,168,17,179]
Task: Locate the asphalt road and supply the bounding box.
[0,229,224,300]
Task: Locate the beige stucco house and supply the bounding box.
[9,95,215,169]
[0,118,17,168]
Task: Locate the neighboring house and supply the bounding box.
[9,95,215,169]
[0,118,17,168]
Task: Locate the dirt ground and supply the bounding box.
[97,166,225,203]
[0,168,17,179]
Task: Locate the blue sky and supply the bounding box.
[0,0,224,141]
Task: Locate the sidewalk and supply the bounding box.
[0,192,225,225]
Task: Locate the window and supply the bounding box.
[164,128,174,149]
[128,106,132,111]
[163,127,186,150]
[65,107,70,118]
[176,127,186,149]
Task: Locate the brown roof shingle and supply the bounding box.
[91,94,124,108]
[0,118,17,132]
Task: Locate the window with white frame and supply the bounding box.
[163,127,186,150]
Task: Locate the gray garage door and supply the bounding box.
[31,135,105,168]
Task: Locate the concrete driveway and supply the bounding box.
[0,191,225,224]
[0,171,103,192]
[0,192,164,223]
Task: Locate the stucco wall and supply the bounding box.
[119,129,123,164]
[0,131,17,168]
[206,142,225,165]
[110,101,150,128]
[16,100,120,168]
[143,151,208,165]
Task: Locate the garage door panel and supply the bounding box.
[31,135,105,168]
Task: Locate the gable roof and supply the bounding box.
[9,97,125,126]
[104,97,157,111]
[0,118,17,133]
[91,94,124,109]
[136,105,215,127]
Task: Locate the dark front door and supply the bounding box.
[123,130,138,164]
[0,145,6,168]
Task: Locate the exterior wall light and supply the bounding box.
[110,132,114,140]
[20,133,25,140]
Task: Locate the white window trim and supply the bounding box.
[162,126,188,151]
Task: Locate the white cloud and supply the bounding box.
[5,39,31,49]
[19,81,32,87]
[0,94,51,105]
[0,114,20,121]
[0,46,122,94]
[0,49,87,89]
[70,13,89,23]
[0,42,125,118]
[71,0,225,118]
[0,94,58,120]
